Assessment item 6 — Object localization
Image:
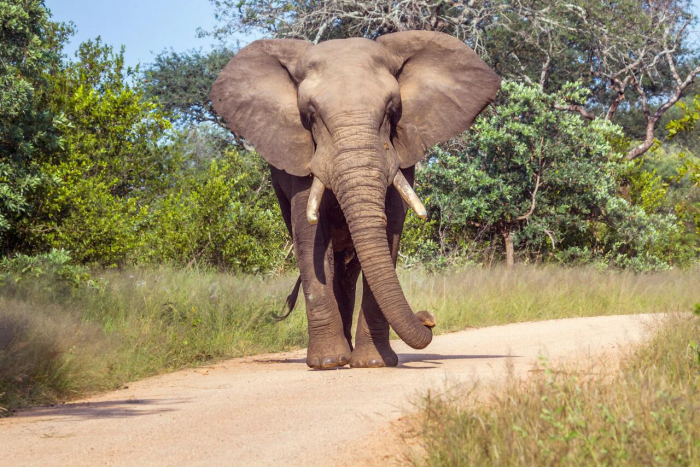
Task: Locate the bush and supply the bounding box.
[139,147,290,274]
[402,82,698,270]
[0,249,100,298]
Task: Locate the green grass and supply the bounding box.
[1,265,699,414]
[412,309,700,466]
[403,266,699,331]
[0,267,308,413]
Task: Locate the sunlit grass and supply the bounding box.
[412,311,700,466]
[1,265,698,414]
[403,265,699,331]
[0,267,307,413]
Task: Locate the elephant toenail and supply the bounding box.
[321,356,337,368]
[338,355,349,364]
[308,357,321,368]
[368,358,382,367]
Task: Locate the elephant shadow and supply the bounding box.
[10,398,188,421]
[397,353,519,369]
[254,353,519,368]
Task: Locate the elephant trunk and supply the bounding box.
[330,132,433,350]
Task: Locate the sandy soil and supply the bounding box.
[0,314,660,466]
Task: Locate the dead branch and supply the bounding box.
[554,104,596,121]
[517,170,542,221]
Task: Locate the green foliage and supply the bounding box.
[593,198,691,271]
[401,82,696,270]
[144,47,233,125]
[399,211,442,268]
[0,0,70,241]
[140,145,289,273]
[1,15,286,274]
[665,94,700,239]
[0,249,100,298]
[2,2,698,274]
[628,162,669,214]
[0,11,181,267]
[20,39,174,266]
[667,95,700,140]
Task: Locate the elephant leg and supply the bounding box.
[333,252,361,349]
[290,179,351,369]
[350,169,412,368]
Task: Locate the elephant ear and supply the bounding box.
[210,39,314,177]
[377,31,501,168]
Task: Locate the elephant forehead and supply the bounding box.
[304,38,391,72]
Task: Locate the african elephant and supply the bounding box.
[210,31,500,369]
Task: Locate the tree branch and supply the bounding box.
[626,63,700,160]
[554,104,596,121]
[517,170,542,221]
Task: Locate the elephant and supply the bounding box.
[210,31,501,369]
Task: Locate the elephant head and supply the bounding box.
[211,31,501,350]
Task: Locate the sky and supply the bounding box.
[45,0,254,68]
[47,0,700,69]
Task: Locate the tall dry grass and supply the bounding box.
[1,265,698,414]
[0,267,307,413]
[413,311,700,466]
[403,266,698,331]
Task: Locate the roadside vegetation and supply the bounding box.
[2,250,698,414]
[413,309,700,466]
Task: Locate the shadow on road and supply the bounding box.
[254,353,520,367]
[254,357,307,364]
[398,353,520,368]
[11,398,189,421]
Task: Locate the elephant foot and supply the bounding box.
[350,343,398,368]
[306,338,351,370]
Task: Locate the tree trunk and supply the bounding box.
[503,230,515,268]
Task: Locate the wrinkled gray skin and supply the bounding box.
[211,31,501,369]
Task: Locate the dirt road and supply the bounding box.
[1,314,658,466]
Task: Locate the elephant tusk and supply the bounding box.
[393,171,427,219]
[307,176,325,225]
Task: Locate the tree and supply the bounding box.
[564,0,700,161]
[665,94,700,239]
[202,0,496,51]
[409,81,692,269]
[144,48,233,126]
[0,0,70,249]
[140,145,289,273]
[23,39,175,265]
[204,0,700,161]
[482,0,700,161]
[417,82,624,266]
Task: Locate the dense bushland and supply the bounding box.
[1,0,699,272]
